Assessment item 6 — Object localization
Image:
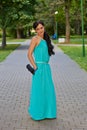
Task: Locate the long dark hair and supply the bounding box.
[33,20,55,56]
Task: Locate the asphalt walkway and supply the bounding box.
[0,40,87,130]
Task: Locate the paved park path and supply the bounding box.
[0,40,87,130]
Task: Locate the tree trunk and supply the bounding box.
[65,1,70,43]
[17,28,22,39]
[2,28,6,48]
[75,20,81,35]
[16,28,25,39]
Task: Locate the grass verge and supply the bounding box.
[58,46,87,71]
[0,37,28,42]
[0,44,20,62]
[52,38,87,44]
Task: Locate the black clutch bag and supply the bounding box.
[26,64,35,75]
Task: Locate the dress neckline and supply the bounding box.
[35,39,45,48]
[36,35,45,41]
[35,39,42,48]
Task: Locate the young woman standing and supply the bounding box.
[27,20,57,121]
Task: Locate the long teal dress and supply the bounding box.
[28,39,57,120]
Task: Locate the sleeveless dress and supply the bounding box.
[28,39,57,120]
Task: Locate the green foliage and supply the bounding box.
[0,0,37,42]
[35,0,87,36]
[35,0,65,35]
[0,0,87,38]
[0,0,37,29]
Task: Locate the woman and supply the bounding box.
[27,20,57,121]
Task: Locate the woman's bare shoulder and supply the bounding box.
[31,36,38,42]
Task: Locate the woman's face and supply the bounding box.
[35,23,45,37]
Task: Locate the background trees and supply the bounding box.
[0,0,87,46]
[35,0,87,43]
[0,0,36,47]
[0,0,13,47]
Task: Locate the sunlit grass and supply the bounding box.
[58,46,87,71]
[0,44,20,62]
[0,37,28,42]
[52,38,87,44]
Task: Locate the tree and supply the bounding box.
[35,0,64,35]
[11,0,37,38]
[64,0,71,43]
[50,0,72,43]
[35,0,87,43]
[0,0,13,48]
[70,0,81,35]
[0,0,36,48]
[35,0,71,43]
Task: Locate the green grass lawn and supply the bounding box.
[58,46,87,71]
[0,37,29,62]
[70,38,87,44]
[0,37,28,43]
[0,44,20,62]
[52,37,87,44]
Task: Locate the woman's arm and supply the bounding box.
[27,38,37,70]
